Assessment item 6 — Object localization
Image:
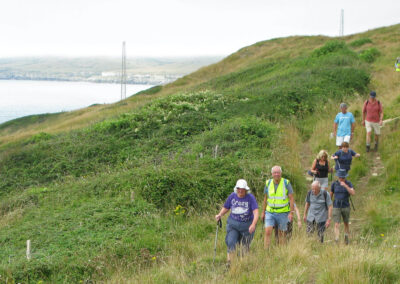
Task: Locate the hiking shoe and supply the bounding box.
[344,235,349,245]
[374,144,378,151]
[320,235,324,243]
[366,145,370,152]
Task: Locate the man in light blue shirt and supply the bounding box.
[333,103,355,148]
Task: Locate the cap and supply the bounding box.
[370,91,376,98]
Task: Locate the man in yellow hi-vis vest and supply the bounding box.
[261,165,295,249]
[396,57,400,72]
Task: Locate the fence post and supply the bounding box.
[214,145,219,158]
[26,240,31,260]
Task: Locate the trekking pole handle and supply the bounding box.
[217,219,222,228]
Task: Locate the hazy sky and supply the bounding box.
[1,0,399,57]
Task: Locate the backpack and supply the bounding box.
[307,189,328,210]
[365,99,381,107]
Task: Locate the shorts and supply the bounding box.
[336,135,351,146]
[333,207,350,223]
[365,120,381,135]
[265,211,289,231]
[315,177,329,189]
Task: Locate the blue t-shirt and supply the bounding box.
[331,180,353,208]
[224,193,258,222]
[334,112,355,137]
[333,149,357,171]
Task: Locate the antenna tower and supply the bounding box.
[121,41,127,101]
[339,9,344,37]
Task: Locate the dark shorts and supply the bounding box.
[333,207,350,223]
[225,216,254,253]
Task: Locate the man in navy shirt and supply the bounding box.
[330,169,356,245]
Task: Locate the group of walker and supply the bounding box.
[215,91,383,264]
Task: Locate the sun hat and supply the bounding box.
[370,91,376,98]
[336,169,348,178]
[233,179,250,192]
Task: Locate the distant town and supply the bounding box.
[0,70,183,85]
[0,56,222,85]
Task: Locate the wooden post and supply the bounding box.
[26,240,31,260]
[131,191,135,202]
[214,145,219,158]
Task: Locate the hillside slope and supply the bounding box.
[0,24,399,283]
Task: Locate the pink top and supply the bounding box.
[363,99,382,123]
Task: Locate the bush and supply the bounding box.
[312,40,347,57]
[349,38,372,47]
[359,48,380,63]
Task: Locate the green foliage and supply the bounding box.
[363,261,400,283]
[363,208,399,237]
[312,40,347,57]
[0,113,61,132]
[349,38,372,47]
[359,48,381,63]
[27,132,54,144]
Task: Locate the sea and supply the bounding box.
[0,80,152,124]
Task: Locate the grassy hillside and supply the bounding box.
[0,24,399,282]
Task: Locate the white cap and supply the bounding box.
[233,179,250,193]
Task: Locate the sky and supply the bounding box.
[1,0,399,58]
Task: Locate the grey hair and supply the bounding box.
[271,165,282,174]
[311,180,321,188]
[340,103,347,109]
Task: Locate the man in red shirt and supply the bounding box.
[362,91,383,152]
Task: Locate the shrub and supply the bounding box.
[349,38,372,47]
[359,48,380,63]
[312,40,347,57]
[27,132,53,144]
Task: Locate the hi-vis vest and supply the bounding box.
[266,178,290,213]
[396,62,400,72]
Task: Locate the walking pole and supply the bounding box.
[350,197,356,211]
[213,219,222,265]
